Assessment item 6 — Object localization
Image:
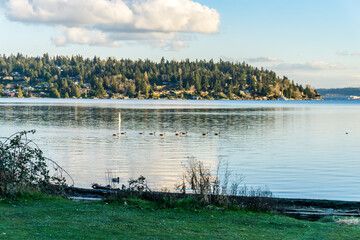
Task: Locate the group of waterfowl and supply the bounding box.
[201,132,221,136]
[113,131,220,137]
[148,131,220,137]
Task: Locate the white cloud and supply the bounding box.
[169,40,190,51]
[274,61,344,71]
[4,0,220,49]
[246,56,281,63]
[110,32,176,41]
[145,39,189,51]
[6,0,133,26]
[131,0,219,34]
[54,27,120,47]
[54,28,188,50]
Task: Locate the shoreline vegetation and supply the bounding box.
[0,54,321,100]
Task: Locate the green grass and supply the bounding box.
[0,196,359,240]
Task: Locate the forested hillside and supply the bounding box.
[0,53,320,100]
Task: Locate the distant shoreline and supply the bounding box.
[0,96,326,101]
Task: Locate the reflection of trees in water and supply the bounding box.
[14,105,276,134]
[0,105,293,136]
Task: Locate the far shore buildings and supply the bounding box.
[0,72,90,98]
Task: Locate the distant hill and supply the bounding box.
[316,88,360,96]
[316,88,360,100]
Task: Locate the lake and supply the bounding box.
[0,98,359,201]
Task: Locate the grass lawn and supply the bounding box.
[0,196,359,240]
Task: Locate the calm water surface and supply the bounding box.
[0,98,359,200]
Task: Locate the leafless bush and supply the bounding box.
[176,157,243,195]
[0,130,73,197]
[176,157,275,211]
[183,157,212,195]
[128,175,151,193]
[230,174,245,196]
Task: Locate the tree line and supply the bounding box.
[0,53,320,100]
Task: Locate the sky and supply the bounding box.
[1,0,360,88]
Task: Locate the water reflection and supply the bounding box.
[0,105,281,133]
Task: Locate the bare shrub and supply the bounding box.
[230,174,245,196]
[176,174,187,194]
[177,157,243,195]
[221,160,230,195]
[176,157,239,204]
[0,130,73,197]
[183,157,212,195]
[128,175,151,193]
[176,157,274,211]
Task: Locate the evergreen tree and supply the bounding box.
[228,83,233,99]
[17,87,23,98]
[178,68,183,90]
[195,73,201,92]
[94,83,106,98]
[50,88,61,98]
[71,84,81,98]
[145,86,149,99]
[128,85,136,97]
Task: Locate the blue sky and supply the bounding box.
[1,0,360,88]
